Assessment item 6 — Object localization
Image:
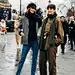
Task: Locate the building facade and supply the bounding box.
[0,0,11,20]
[0,0,8,3]
[0,0,10,8]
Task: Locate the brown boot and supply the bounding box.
[15,48,20,66]
[15,61,19,66]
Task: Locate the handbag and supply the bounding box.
[55,36,63,47]
[2,27,6,32]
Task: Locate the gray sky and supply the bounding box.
[8,0,71,16]
[8,0,64,10]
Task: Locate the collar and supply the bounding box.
[47,13,57,19]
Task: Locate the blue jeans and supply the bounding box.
[16,40,38,75]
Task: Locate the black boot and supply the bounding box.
[61,44,65,54]
[61,50,64,54]
[15,48,20,66]
[70,47,73,50]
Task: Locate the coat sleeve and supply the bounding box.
[18,18,24,36]
[66,21,69,34]
[56,18,64,39]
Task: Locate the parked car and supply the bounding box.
[6,20,14,32]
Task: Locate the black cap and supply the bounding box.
[60,16,65,18]
[27,3,36,9]
[47,4,56,10]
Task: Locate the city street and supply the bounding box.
[0,32,75,75]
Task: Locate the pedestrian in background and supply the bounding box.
[16,3,42,75]
[39,4,64,75]
[14,17,21,66]
[68,16,75,50]
[36,8,43,20]
[60,16,69,54]
[0,19,6,33]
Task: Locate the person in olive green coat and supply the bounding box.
[39,4,64,75]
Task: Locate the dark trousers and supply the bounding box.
[39,48,57,75]
[70,35,75,49]
[61,35,67,53]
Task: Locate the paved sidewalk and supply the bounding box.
[0,33,75,75]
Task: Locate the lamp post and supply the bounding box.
[49,0,51,4]
[20,0,21,16]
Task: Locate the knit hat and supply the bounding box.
[27,3,36,9]
[47,4,56,10]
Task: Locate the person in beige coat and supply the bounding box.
[14,17,21,66]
